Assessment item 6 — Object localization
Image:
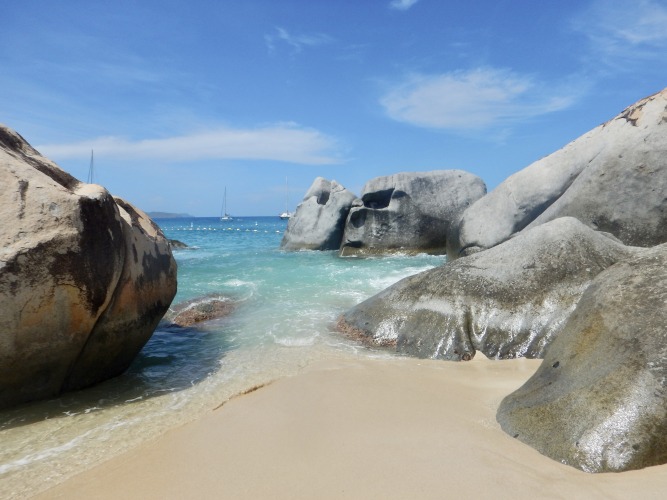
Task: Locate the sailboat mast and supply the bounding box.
[87,150,94,184]
[220,186,232,220]
[279,177,293,219]
[285,176,289,212]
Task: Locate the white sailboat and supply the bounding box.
[220,187,232,221]
[279,177,293,220]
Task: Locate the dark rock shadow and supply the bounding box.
[0,318,235,431]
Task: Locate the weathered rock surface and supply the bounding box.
[338,217,638,360]
[497,244,667,473]
[0,124,177,408]
[340,170,486,257]
[281,177,356,251]
[168,239,188,249]
[164,295,236,327]
[452,88,667,258]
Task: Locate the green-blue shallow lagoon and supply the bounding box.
[0,216,442,498]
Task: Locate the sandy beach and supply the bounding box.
[36,355,667,499]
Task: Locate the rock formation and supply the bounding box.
[338,218,637,360]
[0,124,177,408]
[339,170,486,257]
[165,295,236,327]
[497,243,667,473]
[281,177,357,251]
[451,88,667,258]
[332,88,667,473]
[169,239,189,249]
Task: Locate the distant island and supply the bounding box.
[147,212,193,219]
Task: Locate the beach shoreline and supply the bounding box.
[35,355,667,499]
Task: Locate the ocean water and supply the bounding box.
[0,216,442,498]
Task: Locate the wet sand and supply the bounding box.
[37,355,667,499]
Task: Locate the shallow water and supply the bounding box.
[0,217,442,498]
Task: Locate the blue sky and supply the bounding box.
[2,0,666,216]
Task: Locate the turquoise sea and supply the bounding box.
[0,216,442,498]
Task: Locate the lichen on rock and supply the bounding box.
[0,124,177,408]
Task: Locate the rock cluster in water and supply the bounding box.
[334,88,667,472]
[0,124,177,409]
[281,177,357,251]
[339,170,485,257]
[281,170,486,256]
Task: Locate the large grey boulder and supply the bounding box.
[0,124,177,408]
[338,217,637,360]
[497,243,667,473]
[340,170,486,257]
[281,177,356,251]
[452,88,667,258]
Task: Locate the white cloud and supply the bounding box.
[573,0,667,63]
[36,124,342,165]
[389,0,420,11]
[381,68,581,130]
[265,27,334,54]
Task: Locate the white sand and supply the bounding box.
[37,355,667,499]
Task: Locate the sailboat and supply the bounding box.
[279,177,294,220]
[220,187,232,221]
